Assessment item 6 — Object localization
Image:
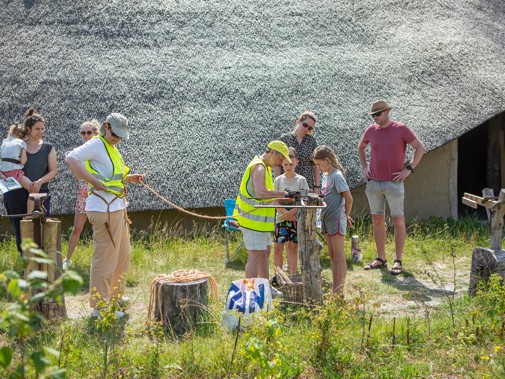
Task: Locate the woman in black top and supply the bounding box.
[275,111,321,194]
[3,108,57,254]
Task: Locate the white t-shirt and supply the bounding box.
[274,173,308,223]
[0,136,26,171]
[66,137,126,212]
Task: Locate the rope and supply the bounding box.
[146,269,219,327]
[140,181,277,220]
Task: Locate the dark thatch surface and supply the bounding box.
[1,0,505,215]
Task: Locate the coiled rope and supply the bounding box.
[140,181,277,220]
[146,269,218,327]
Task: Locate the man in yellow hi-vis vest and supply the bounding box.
[233,141,291,279]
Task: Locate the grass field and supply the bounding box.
[1,216,505,378]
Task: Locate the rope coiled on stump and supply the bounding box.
[146,269,218,327]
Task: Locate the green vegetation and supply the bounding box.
[1,216,505,378]
[0,242,83,378]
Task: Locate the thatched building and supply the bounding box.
[1,0,505,232]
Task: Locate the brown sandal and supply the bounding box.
[364,257,387,270]
[390,259,403,275]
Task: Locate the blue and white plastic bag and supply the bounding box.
[222,278,272,330]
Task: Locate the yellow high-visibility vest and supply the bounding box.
[85,136,130,197]
[233,156,275,232]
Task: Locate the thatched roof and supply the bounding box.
[1,0,505,215]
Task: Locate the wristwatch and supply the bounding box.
[404,163,414,174]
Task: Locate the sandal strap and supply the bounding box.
[376,257,387,264]
[393,259,402,264]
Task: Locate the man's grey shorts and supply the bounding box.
[241,228,272,251]
[365,180,405,217]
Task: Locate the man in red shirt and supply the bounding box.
[357,100,426,275]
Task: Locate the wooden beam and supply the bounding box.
[463,192,484,203]
[463,192,499,209]
[462,197,478,209]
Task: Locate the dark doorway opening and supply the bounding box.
[458,121,488,219]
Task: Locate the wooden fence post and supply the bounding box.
[463,189,505,295]
[490,189,505,251]
[298,194,323,305]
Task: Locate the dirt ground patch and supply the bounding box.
[64,256,473,323]
[346,256,472,316]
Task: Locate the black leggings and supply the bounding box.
[3,188,51,254]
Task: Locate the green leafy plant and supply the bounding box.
[0,241,82,378]
[91,286,128,379]
[243,317,291,379]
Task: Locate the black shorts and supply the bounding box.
[274,220,298,243]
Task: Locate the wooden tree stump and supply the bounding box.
[298,193,323,305]
[21,218,66,319]
[468,248,505,296]
[154,278,209,335]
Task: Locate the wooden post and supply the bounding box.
[490,190,505,251]
[482,188,494,221]
[21,218,66,319]
[463,189,505,295]
[298,194,323,305]
[154,278,209,335]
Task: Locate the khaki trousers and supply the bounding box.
[87,210,131,308]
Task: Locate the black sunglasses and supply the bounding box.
[371,111,384,117]
[80,130,93,136]
[302,122,314,131]
[108,126,121,139]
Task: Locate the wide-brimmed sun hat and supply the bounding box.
[370,100,392,115]
[106,113,129,140]
[267,140,292,163]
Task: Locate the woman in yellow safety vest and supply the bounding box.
[233,140,291,279]
[65,113,144,319]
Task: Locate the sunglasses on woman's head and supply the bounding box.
[28,115,45,123]
[80,130,93,136]
[302,122,314,131]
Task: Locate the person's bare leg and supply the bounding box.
[372,213,387,264]
[67,213,88,261]
[286,241,298,276]
[273,242,284,270]
[325,234,347,295]
[19,177,34,214]
[392,215,406,271]
[19,176,32,191]
[245,250,260,278]
[257,249,270,279]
